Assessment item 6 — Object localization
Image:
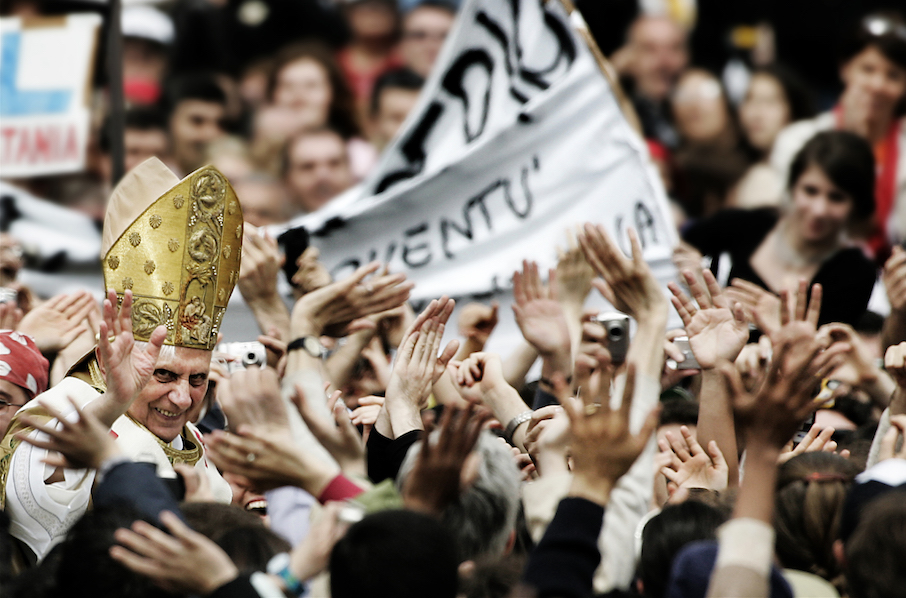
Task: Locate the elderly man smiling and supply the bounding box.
[0,158,242,564]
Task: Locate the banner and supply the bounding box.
[286,0,678,316]
[0,14,101,177]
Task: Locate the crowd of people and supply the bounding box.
[2,1,906,597]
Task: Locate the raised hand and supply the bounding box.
[293,387,365,477]
[523,405,570,476]
[237,225,284,304]
[884,341,906,388]
[816,323,894,403]
[578,224,666,320]
[457,301,499,349]
[556,234,595,310]
[216,366,289,433]
[562,363,660,506]
[19,291,96,355]
[291,246,333,294]
[659,425,729,492]
[668,269,748,368]
[718,323,846,450]
[0,300,23,330]
[778,423,849,464]
[291,262,414,338]
[512,261,571,357]
[94,290,166,427]
[882,246,906,312]
[402,402,491,515]
[878,415,906,462]
[725,278,782,332]
[17,396,121,470]
[759,279,822,340]
[110,511,239,595]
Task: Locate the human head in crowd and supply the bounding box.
[0,234,23,288]
[740,65,816,156]
[370,67,424,151]
[120,5,173,106]
[99,107,169,181]
[181,503,288,573]
[774,452,861,587]
[330,509,459,598]
[785,130,876,242]
[282,127,354,214]
[0,331,48,437]
[397,431,521,564]
[233,172,290,227]
[838,12,906,127]
[671,69,737,146]
[164,74,228,176]
[205,135,255,182]
[341,0,401,51]
[843,491,906,598]
[400,0,457,79]
[622,15,689,104]
[267,42,361,140]
[637,500,727,598]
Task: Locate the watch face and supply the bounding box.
[304,336,320,356]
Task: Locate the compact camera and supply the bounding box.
[667,336,701,371]
[216,341,267,372]
[593,311,630,365]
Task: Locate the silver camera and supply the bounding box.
[0,287,17,305]
[667,336,700,370]
[216,341,267,372]
[594,311,630,365]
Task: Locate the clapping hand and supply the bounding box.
[19,291,96,355]
[668,269,748,369]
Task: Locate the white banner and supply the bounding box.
[0,14,101,177]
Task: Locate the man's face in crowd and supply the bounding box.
[285,132,353,213]
[126,347,211,442]
[125,127,169,173]
[627,16,688,103]
[373,86,421,150]
[234,178,289,227]
[0,379,30,438]
[400,6,455,78]
[169,100,226,174]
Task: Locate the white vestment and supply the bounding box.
[3,377,232,560]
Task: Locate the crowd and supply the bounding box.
[2,0,906,597]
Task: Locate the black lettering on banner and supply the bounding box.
[375,102,445,194]
[402,223,432,268]
[442,50,495,142]
[505,157,538,218]
[440,193,493,259]
[634,201,657,248]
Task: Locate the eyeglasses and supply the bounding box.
[403,30,447,43]
[0,398,26,409]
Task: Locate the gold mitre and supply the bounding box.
[101,158,244,351]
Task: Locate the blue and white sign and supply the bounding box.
[0,15,101,177]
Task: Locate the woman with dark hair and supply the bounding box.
[253,42,377,180]
[771,12,906,256]
[732,65,816,208]
[682,130,878,327]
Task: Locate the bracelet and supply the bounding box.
[538,375,573,388]
[504,410,534,443]
[266,552,305,596]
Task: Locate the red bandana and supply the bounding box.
[0,331,49,400]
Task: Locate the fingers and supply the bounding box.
[702,270,726,309]
[707,440,727,469]
[806,284,822,327]
[683,270,712,310]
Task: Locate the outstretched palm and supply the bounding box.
[668,270,748,369]
[512,261,571,355]
[97,290,165,412]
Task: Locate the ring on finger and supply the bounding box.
[246,453,257,463]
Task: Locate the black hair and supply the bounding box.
[853,311,885,335]
[330,509,459,598]
[99,106,168,154]
[370,67,424,115]
[845,492,906,598]
[658,398,699,428]
[162,73,227,117]
[787,130,876,221]
[637,501,727,598]
[749,64,816,124]
[839,12,906,72]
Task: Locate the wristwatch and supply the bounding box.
[287,336,324,359]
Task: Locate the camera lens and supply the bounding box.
[608,326,624,339]
[243,351,258,365]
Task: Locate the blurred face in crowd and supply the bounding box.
[125,347,211,442]
[401,6,455,78]
[285,131,353,213]
[0,380,29,438]
[0,233,23,286]
[346,0,398,42]
[672,70,729,143]
[234,177,289,227]
[124,127,169,173]
[739,73,792,153]
[789,164,854,244]
[273,58,333,131]
[169,100,226,174]
[841,45,906,122]
[373,86,420,150]
[626,16,688,103]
